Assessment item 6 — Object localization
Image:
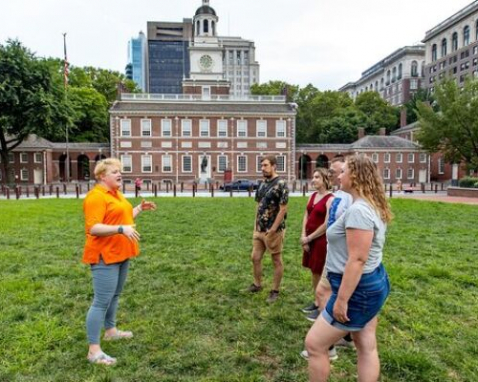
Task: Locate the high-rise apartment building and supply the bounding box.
[339,46,426,106]
[422,1,478,91]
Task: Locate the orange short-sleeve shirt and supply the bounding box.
[82,184,139,264]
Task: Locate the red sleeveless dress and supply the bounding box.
[302,192,333,274]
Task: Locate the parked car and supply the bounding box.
[221,179,258,192]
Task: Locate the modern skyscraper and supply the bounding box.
[125,31,147,91]
[146,19,193,94]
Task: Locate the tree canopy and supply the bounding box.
[417,78,478,169]
[0,40,73,183]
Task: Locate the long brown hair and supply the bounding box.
[346,154,393,223]
[313,168,332,190]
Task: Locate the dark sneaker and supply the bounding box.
[306,309,320,322]
[248,283,263,293]
[301,303,318,313]
[267,290,280,303]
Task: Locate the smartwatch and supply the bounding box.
[118,226,124,234]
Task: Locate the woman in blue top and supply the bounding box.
[305,154,393,382]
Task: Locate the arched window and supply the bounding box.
[441,38,447,57]
[370,83,373,90]
[421,61,425,77]
[203,19,209,33]
[452,32,458,51]
[463,25,470,46]
[365,86,368,91]
[375,80,379,90]
[392,67,397,82]
[411,61,418,77]
[398,63,402,79]
[196,20,200,36]
[380,78,384,90]
[432,44,437,61]
[386,70,391,85]
[212,21,215,35]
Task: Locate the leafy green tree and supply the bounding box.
[0,40,73,184]
[417,78,478,169]
[250,80,299,102]
[354,91,399,134]
[403,88,437,125]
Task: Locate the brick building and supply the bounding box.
[109,94,297,185]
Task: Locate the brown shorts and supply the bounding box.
[252,230,285,256]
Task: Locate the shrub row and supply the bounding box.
[458,177,478,188]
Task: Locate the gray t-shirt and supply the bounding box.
[326,199,386,274]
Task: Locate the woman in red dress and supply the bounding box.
[301,168,334,314]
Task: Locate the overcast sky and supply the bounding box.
[1,0,474,90]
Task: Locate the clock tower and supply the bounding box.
[183,0,230,97]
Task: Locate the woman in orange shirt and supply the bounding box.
[83,158,156,365]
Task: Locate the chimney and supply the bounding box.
[400,108,407,127]
[358,127,365,139]
[379,128,386,136]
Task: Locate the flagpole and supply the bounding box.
[63,33,70,183]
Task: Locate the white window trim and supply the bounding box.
[162,155,172,173]
[408,153,415,163]
[276,120,286,138]
[217,155,228,173]
[20,153,28,163]
[407,168,415,179]
[20,168,29,181]
[256,120,267,138]
[237,155,247,173]
[141,155,152,173]
[277,155,286,173]
[181,119,192,137]
[396,153,403,163]
[141,119,152,137]
[34,152,42,163]
[120,119,131,137]
[420,153,427,163]
[200,119,210,137]
[384,153,390,163]
[372,153,379,163]
[161,119,172,137]
[438,158,445,174]
[383,168,390,180]
[396,168,402,179]
[182,155,192,173]
[217,120,228,137]
[237,120,248,138]
[121,155,132,173]
[256,155,263,173]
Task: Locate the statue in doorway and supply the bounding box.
[201,156,208,173]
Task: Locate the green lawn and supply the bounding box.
[0,198,477,382]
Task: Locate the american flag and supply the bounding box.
[63,33,69,89]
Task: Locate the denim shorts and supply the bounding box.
[322,263,390,332]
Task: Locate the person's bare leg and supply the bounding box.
[306,316,347,382]
[316,281,332,311]
[251,244,265,287]
[353,317,380,382]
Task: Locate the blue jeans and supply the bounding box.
[86,258,129,344]
[322,263,390,331]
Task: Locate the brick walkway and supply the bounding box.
[392,193,478,205]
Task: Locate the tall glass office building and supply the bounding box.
[126,32,147,91]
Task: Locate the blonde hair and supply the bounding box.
[94,158,122,181]
[346,154,393,223]
[313,168,332,190]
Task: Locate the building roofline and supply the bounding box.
[422,1,478,42]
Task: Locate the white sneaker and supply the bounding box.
[300,348,338,361]
[335,337,356,349]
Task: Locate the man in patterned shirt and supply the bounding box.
[249,156,289,303]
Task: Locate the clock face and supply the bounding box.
[199,54,213,71]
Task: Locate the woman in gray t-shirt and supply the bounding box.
[305,154,393,382]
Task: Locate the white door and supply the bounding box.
[34,169,43,185]
[419,169,427,183]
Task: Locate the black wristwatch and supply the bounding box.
[118,226,124,234]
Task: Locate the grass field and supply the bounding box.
[0,197,477,382]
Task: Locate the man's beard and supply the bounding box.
[263,171,272,179]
